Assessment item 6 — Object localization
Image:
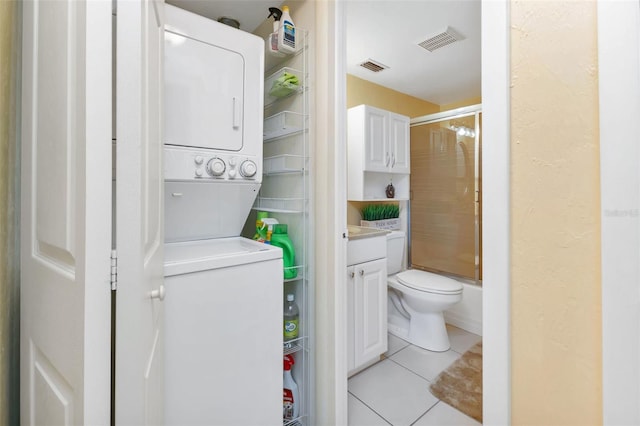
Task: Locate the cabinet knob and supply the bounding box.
[350,271,355,278]
[359,270,364,276]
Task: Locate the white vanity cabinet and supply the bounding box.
[348,105,410,201]
[347,230,388,376]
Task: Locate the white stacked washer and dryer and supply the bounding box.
[162,5,282,425]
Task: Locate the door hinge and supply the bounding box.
[110,249,117,291]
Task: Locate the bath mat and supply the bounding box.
[429,342,482,423]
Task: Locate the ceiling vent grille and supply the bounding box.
[359,59,388,73]
[418,27,465,52]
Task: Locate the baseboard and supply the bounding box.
[444,311,482,336]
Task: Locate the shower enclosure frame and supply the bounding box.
[408,104,483,284]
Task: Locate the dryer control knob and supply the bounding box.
[206,157,226,177]
[228,169,237,179]
[240,160,257,178]
[194,155,204,165]
[195,168,203,177]
[229,157,237,167]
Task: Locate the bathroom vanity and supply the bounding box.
[346,226,389,377]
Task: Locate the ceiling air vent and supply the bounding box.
[418,26,465,52]
[359,59,388,73]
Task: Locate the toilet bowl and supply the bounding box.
[386,231,463,352]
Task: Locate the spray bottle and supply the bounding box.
[277,6,296,54]
[267,7,285,57]
[261,218,279,244]
[283,354,299,421]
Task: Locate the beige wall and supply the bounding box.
[0,1,19,424]
[510,1,602,424]
[440,96,482,112]
[347,74,440,118]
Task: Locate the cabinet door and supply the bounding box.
[363,107,389,172]
[347,266,355,374]
[388,112,410,174]
[353,258,388,368]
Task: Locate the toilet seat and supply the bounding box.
[396,269,463,295]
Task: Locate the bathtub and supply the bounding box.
[443,278,483,336]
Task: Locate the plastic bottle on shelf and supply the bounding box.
[277,6,296,54]
[270,224,297,279]
[261,218,280,245]
[283,293,299,342]
[266,7,286,57]
[283,354,299,421]
[253,211,270,242]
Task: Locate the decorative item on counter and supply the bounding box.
[268,71,299,98]
[360,203,401,230]
[283,354,299,421]
[385,180,395,198]
[270,224,297,278]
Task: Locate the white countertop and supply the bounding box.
[347,225,390,240]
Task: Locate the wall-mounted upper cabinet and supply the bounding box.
[349,105,410,174]
[348,105,410,201]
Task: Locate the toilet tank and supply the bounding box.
[386,231,406,275]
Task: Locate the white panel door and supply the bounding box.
[363,106,389,172]
[388,112,410,174]
[20,0,112,424]
[115,0,165,424]
[353,258,388,367]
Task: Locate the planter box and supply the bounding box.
[360,218,400,230]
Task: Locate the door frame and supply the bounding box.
[326,0,512,424]
[598,1,640,423]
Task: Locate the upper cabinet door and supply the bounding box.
[363,106,389,172]
[388,112,410,174]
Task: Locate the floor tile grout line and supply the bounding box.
[386,357,433,384]
[409,400,442,426]
[347,390,394,426]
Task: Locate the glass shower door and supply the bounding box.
[409,111,481,281]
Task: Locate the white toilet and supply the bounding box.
[386,231,463,352]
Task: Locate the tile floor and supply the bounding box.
[348,325,482,426]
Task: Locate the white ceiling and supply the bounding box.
[165,0,481,106]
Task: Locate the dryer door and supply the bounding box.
[164,32,244,151]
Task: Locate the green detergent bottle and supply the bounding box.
[270,224,297,279]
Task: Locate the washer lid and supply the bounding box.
[164,237,282,277]
[396,269,463,294]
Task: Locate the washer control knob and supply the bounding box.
[239,160,257,178]
[195,168,203,177]
[228,157,237,167]
[194,155,204,165]
[206,157,226,177]
[228,169,237,179]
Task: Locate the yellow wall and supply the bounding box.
[0,1,19,424]
[346,74,440,118]
[440,96,482,112]
[510,1,602,424]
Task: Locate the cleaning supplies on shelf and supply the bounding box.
[253,211,270,242]
[283,354,299,421]
[266,7,286,57]
[271,224,297,278]
[260,218,280,244]
[277,6,296,54]
[284,293,300,342]
[268,71,299,98]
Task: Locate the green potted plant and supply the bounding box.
[360,203,400,230]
